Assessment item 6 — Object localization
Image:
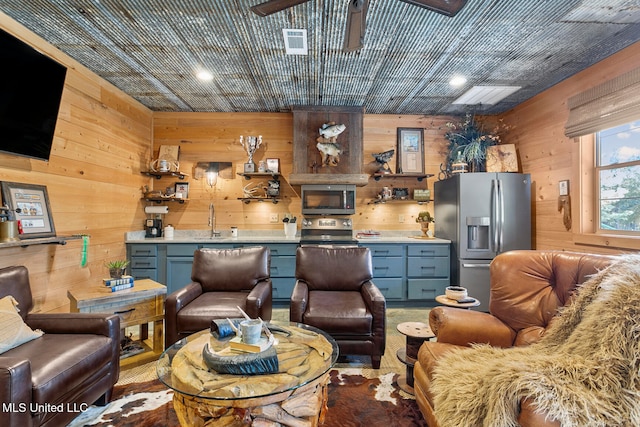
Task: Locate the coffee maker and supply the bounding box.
[145,218,163,238]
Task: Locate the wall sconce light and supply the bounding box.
[206,162,219,187]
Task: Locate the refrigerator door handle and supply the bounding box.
[462,263,491,268]
[491,179,499,251]
[498,178,504,253]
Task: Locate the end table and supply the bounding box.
[68,279,166,369]
[396,321,435,395]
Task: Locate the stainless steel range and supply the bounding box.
[299,217,357,245]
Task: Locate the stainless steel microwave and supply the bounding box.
[301,184,356,215]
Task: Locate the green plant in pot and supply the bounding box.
[416,211,434,236]
[105,259,129,279]
[444,113,510,173]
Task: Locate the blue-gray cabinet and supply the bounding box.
[127,240,450,302]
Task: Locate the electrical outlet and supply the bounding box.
[398,214,405,223]
[269,213,279,223]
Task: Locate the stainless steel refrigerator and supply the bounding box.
[434,173,531,311]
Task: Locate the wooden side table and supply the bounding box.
[396,321,435,395]
[68,279,167,368]
[435,294,481,308]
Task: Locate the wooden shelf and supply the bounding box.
[237,172,281,180]
[372,173,434,182]
[0,235,83,249]
[368,198,431,205]
[143,197,188,204]
[238,197,281,204]
[142,170,188,180]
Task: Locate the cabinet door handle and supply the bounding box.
[114,308,135,315]
[462,264,490,268]
[374,266,389,270]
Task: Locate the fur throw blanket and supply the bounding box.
[431,254,640,427]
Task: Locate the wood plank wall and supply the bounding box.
[152,113,454,234]
[498,41,640,255]
[0,13,152,312]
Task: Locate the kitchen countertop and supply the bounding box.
[125,230,450,244]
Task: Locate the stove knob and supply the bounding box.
[342,219,351,227]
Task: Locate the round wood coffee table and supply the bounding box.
[157,322,338,426]
[396,321,435,395]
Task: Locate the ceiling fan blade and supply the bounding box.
[398,0,467,17]
[343,0,369,52]
[250,0,311,17]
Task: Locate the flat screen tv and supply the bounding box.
[0,28,67,161]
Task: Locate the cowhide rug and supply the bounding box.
[68,369,426,427]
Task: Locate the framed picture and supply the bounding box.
[396,128,425,174]
[266,158,280,173]
[0,181,56,239]
[175,182,189,199]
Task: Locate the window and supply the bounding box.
[596,121,640,232]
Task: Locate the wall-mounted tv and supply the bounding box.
[0,28,67,161]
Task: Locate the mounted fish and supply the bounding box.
[316,142,342,167]
[316,122,346,167]
[319,123,346,141]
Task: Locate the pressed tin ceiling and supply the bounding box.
[1,0,639,114]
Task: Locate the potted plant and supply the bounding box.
[105,259,129,279]
[444,113,510,173]
[416,211,434,236]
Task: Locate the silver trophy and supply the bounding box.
[239,135,263,173]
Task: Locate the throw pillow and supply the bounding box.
[0,295,43,354]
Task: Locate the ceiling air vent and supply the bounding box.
[282,29,308,55]
[453,85,521,105]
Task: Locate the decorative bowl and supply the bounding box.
[445,286,468,301]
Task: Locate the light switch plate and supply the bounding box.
[559,180,569,196]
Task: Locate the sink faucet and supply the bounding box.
[209,203,220,237]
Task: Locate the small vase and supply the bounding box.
[419,222,430,236]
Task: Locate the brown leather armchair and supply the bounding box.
[290,245,386,368]
[0,266,120,427]
[165,246,272,348]
[414,250,616,427]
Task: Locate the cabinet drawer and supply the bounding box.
[270,256,296,277]
[366,245,404,257]
[373,278,403,300]
[371,257,404,277]
[130,257,157,269]
[167,244,199,256]
[130,268,158,281]
[407,278,449,300]
[407,257,449,277]
[271,278,295,301]
[85,296,164,326]
[128,244,158,257]
[407,245,449,257]
[267,244,297,257]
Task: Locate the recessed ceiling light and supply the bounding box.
[196,70,214,81]
[453,85,521,105]
[449,76,467,87]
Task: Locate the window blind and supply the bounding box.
[565,67,640,138]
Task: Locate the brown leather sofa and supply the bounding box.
[165,246,272,348]
[414,250,616,427]
[0,266,120,427]
[290,245,386,368]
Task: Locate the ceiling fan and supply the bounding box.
[250,0,467,52]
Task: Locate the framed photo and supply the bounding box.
[175,182,189,199]
[0,182,55,239]
[266,158,280,173]
[396,128,425,174]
